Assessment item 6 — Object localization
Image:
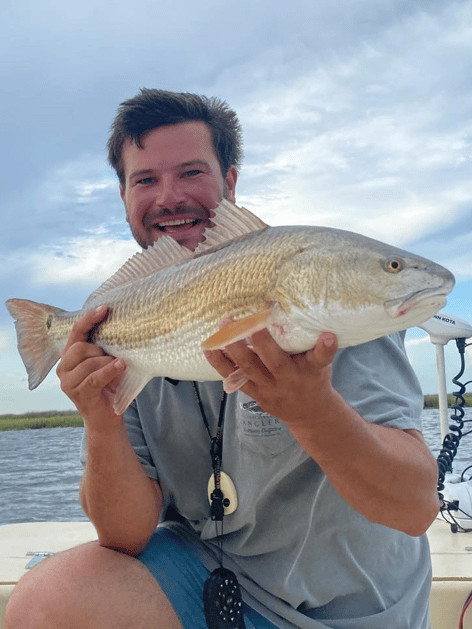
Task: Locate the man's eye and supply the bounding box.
[184,169,201,177]
[137,177,154,185]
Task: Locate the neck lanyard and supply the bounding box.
[192,382,247,629]
[192,382,228,521]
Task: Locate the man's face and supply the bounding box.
[120,121,237,251]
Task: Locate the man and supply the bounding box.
[4,89,439,629]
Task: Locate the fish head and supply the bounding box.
[334,238,455,338]
[274,228,455,346]
[382,267,455,322]
[367,247,455,327]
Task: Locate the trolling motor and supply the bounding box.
[419,311,472,532]
[419,312,472,440]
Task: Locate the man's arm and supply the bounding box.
[57,307,163,555]
[204,329,440,537]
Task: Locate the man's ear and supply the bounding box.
[224,166,238,203]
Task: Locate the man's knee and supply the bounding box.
[4,540,182,629]
[4,542,104,628]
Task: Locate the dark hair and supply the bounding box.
[107,88,243,185]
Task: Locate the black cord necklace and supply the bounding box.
[192,382,246,629]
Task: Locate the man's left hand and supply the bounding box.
[204,328,338,428]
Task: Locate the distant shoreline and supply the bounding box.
[423,393,471,409]
[1,394,471,431]
[0,410,83,431]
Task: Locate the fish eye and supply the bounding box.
[385,258,404,273]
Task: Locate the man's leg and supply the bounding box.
[4,541,182,629]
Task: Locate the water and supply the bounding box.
[421,407,472,475]
[0,427,87,525]
[0,410,471,526]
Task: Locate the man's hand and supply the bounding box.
[56,305,126,429]
[204,327,338,429]
[206,325,440,535]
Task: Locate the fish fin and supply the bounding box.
[113,364,150,415]
[85,202,267,306]
[84,237,194,308]
[5,298,65,389]
[194,200,269,255]
[223,369,249,393]
[202,308,273,350]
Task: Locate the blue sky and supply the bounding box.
[1,0,471,413]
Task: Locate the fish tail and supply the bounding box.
[5,298,66,390]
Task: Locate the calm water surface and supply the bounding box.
[0,427,86,525]
[0,410,471,525]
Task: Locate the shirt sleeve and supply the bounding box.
[331,331,424,431]
[79,400,160,481]
[123,399,160,481]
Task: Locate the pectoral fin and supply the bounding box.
[202,308,273,350]
[113,362,150,415]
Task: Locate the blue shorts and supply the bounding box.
[137,525,277,629]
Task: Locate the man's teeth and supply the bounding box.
[158,218,198,230]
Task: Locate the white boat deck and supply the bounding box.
[1,518,471,628]
[429,516,472,628]
[0,521,97,628]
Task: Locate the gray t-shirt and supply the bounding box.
[82,332,432,628]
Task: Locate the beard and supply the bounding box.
[127,184,231,250]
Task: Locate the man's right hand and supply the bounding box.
[56,305,126,428]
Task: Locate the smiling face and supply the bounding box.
[120,121,237,251]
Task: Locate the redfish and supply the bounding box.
[6,201,454,414]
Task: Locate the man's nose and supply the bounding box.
[155,176,187,209]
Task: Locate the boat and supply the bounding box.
[1,311,471,629]
[419,311,472,628]
[0,521,97,628]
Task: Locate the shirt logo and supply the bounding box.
[236,397,296,456]
[240,400,283,438]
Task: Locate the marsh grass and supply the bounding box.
[423,393,471,408]
[0,410,83,431]
[0,393,470,431]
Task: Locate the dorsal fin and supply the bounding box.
[83,201,268,307]
[194,200,269,254]
[83,235,193,307]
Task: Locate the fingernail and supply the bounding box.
[323,333,336,347]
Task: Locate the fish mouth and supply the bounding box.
[384,287,450,318]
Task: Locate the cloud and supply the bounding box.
[227,2,472,245]
[405,328,472,395]
[39,155,119,213]
[408,229,472,281]
[405,335,430,348]
[0,329,10,352]
[28,236,138,286]
[1,0,471,414]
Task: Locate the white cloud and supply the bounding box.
[405,334,430,348]
[0,329,12,352]
[41,156,116,206]
[229,2,472,247]
[75,180,116,200]
[29,237,138,286]
[405,330,472,395]
[409,231,472,281]
[1,0,472,415]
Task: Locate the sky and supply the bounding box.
[1,0,471,414]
